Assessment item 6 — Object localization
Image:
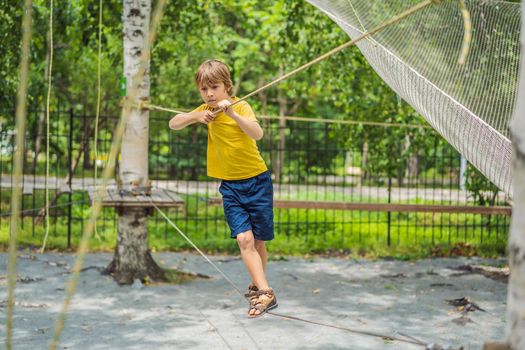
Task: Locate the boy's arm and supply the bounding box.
[169,110,214,130]
[229,113,264,140]
[218,100,264,140]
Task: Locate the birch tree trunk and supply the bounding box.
[506,3,525,348]
[105,0,164,284]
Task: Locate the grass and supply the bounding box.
[0,191,509,260]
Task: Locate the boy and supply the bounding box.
[168,59,277,317]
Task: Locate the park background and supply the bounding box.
[0,0,516,259]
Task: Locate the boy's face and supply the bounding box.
[198,81,230,108]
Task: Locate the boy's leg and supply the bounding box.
[237,231,276,316]
[254,239,267,272]
[236,230,269,291]
[250,239,267,287]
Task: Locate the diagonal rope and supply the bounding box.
[345,0,376,48]
[151,199,244,297]
[150,198,445,348]
[6,1,33,349]
[48,1,168,348]
[141,102,185,115]
[41,0,54,254]
[140,0,442,117]
[197,308,235,350]
[266,311,426,346]
[346,0,366,34]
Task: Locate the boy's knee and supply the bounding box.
[236,231,255,249]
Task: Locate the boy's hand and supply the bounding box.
[194,110,215,125]
[218,99,235,118]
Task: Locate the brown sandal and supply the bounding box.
[247,283,258,293]
[245,284,259,315]
[248,288,278,318]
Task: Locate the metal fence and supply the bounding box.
[0,107,511,251]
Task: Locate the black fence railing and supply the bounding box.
[0,108,511,252]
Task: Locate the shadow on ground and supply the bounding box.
[0,252,507,349]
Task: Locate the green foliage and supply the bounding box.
[1,0,432,179]
[0,193,509,259]
[0,1,511,259]
[465,164,503,206]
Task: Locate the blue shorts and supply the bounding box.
[219,171,274,241]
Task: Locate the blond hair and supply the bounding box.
[195,59,233,95]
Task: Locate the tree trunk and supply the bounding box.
[397,134,410,187]
[105,0,165,285]
[407,154,418,179]
[506,3,525,348]
[83,116,92,170]
[361,140,369,181]
[105,208,165,284]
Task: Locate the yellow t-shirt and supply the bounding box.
[192,98,268,180]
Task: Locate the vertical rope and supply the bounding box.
[457,0,472,65]
[6,0,33,349]
[94,0,103,184]
[93,0,103,239]
[48,1,168,348]
[41,0,54,254]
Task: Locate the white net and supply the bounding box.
[306,0,521,196]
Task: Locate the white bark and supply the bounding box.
[107,0,164,284]
[121,0,150,190]
[506,2,525,348]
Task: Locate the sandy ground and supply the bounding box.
[0,252,509,350]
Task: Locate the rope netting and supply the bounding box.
[306,0,521,196]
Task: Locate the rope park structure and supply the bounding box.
[4,0,525,349]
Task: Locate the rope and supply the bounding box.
[141,103,430,128]
[48,1,168,348]
[346,0,366,32]
[93,0,104,241]
[6,1,33,349]
[94,0,103,183]
[141,0,441,117]
[151,200,244,297]
[259,115,431,129]
[41,0,54,254]
[457,0,472,65]
[150,198,443,348]
[266,311,426,346]
[344,0,379,50]
[142,102,185,115]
